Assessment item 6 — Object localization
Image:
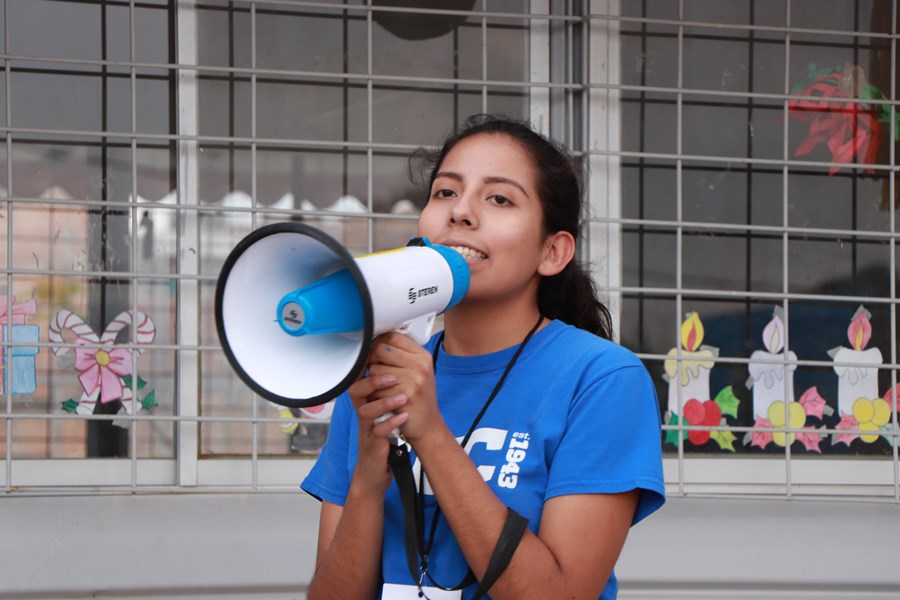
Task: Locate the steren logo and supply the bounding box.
[408,286,438,304]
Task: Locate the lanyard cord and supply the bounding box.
[416,313,545,592]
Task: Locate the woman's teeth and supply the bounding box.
[449,245,487,260]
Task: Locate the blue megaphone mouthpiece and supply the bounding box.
[276,268,365,336]
[274,237,468,338]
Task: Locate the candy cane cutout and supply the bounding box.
[50,309,156,418]
[49,309,99,355]
[100,310,156,349]
[49,310,100,415]
[102,311,155,417]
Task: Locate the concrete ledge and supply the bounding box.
[2,492,898,599]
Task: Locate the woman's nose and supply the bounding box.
[449,195,477,227]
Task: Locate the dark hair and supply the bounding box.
[409,114,613,340]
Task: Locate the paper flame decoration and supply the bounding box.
[848,306,872,351]
[763,309,785,354]
[681,312,704,352]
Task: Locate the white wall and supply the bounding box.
[1,493,898,599]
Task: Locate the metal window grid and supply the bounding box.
[0,0,895,502]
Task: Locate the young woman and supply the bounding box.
[301,114,665,600]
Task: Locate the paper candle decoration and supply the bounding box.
[747,307,797,419]
[829,306,882,417]
[664,312,719,416]
[273,400,334,435]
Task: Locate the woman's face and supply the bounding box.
[418,133,550,307]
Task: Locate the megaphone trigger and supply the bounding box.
[395,312,438,345]
[215,222,470,409]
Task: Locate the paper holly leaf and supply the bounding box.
[713,386,740,419]
[748,417,773,449]
[796,428,825,453]
[664,413,686,446]
[833,413,860,446]
[710,428,737,452]
[798,386,830,419]
[140,390,157,411]
[61,399,79,414]
[120,375,147,391]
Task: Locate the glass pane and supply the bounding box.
[621,91,679,156]
[0,272,173,459]
[791,0,892,34]
[683,27,751,93]
[9,0,102,61]
[619,0,898,460]
[619,19,680,90]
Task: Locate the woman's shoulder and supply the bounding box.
[541,319,646,371]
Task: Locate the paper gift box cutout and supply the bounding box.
[2,324,39,394]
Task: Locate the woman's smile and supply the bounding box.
[444,244,487,262]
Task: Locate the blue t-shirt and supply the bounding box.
[301,319,665,599]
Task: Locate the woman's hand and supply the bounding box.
[347,371,409,495]
[366,332,443,444]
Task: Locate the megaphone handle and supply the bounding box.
[373,412,401,441]
[396,312,438,345]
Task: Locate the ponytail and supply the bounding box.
[538,261,613,340]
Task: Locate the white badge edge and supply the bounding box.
[382,583,462,599]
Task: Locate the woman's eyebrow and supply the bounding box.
[435,171,529,197]
[483,176,529,198]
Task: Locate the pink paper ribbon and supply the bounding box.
[0,295,37,325]
[73,337,133,403]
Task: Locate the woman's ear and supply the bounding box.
[538,230,576,277]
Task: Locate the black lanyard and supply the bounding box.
[387,314,544,597]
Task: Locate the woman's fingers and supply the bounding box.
[348,372,397,409]
[369,332,422,367]
[359,393,409,439]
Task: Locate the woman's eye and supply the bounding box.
[488,195,510,206]
[434,189,455,199]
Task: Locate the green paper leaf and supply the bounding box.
[121,375,148,391]
[61,399,79,414]
[859,84,887,102]
[140,390,157,411]
[710,429,738,452]
[664,413,686,446]
[714,386,740,419]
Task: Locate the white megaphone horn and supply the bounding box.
[215,222,470,408]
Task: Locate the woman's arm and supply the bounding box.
[412,423,638,600]
[308,492,383,599]
[366,333,639,599]
[308,375,411,599]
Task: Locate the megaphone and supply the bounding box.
[215,222,470,408]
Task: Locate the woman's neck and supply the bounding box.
[440,300,546,356]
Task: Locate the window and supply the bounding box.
[5,0,895,501]
[1,0,587,490]
[619,0,900,498]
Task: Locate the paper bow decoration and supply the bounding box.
[50,309,156,416]
[74,337,135,404]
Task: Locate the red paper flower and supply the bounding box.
[683,398,722,445]
[788,65,883,175]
